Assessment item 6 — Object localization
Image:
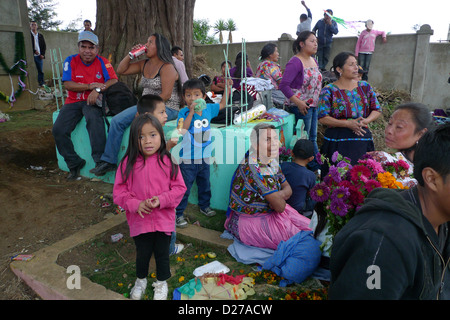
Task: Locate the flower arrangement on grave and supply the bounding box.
[278,146,292,162]
[310,151,409,246]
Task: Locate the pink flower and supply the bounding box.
[365,179,382,193]
[350,165,372,183]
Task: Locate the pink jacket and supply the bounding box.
[113,154,187,237]
[355,29,386,56]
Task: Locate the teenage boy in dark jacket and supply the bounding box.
[329,123,450,300]
[312,9,338,70]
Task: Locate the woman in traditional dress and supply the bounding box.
[224,123,311,250]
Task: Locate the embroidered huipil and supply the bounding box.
[318,81,381,120]
[255,60,283,89]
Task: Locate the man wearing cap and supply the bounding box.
[312,9,339,71]
[52,31,118,181]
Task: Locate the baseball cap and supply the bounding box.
[78,31,98,45]
[292,139,314,159]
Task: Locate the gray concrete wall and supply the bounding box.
[39,30,79,83]
[193,25,449,109]
[7,23,448,110]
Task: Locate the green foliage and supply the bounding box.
[225,19,237,43]
[193,19,219,45]
[27,0,62,30]
[213,19,227,44]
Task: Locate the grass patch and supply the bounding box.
[57,205,329,300]
[0,109,53,132]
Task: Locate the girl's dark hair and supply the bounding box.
[292,31,315,54]
[393,102,435,156]
[221,60,232,69]
[331,51,356,78]
[313,202,327,239]
[119,114,178,183]
[259,43,277,60]
[233,51,249,81]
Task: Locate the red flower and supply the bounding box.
[350,165,372,183]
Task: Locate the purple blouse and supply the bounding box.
[279,56,306,99]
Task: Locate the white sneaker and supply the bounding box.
[130,278,147,300]
[152,280,168,300]
[170,243,184,255]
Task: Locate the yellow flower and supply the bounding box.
[150,273,156,278]
[117,282,123,287]
[179,276,185,282]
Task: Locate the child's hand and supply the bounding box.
[137,200,152,218]
[167,137,179,151]
[146,196,160,209]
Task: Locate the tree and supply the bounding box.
[194,19,219,45]
[225,19,237,44]
[213,19,227,44]
[27,0,62,30]
[95,0,196,88]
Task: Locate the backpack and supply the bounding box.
[101,81,138,129]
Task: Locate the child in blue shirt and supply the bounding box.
[175,78,230,227]
[281,139,317,217]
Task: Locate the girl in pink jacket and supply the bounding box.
[355,19,387,81]
[113,114,186,300]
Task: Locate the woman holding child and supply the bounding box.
[224,123,312,250]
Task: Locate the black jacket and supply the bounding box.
[329,187,450,300]
[30,32,46,58]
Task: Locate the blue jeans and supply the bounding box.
[100,105,137,164]
[358,53,372,81]
[34,55,44,86]
[288,105,321,171]
[52,101,106,169]
[316,45,331,70]
[166,107,178,121]
[176,160,211,218]
[100,106,179,164]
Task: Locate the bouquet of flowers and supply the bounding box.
[278,146,292,162]
[310,151,409,246]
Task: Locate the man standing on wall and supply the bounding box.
[312,9,339,71]
[30,21,46,87]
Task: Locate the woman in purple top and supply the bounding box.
[229,51,253,90]
[279,31,322,171]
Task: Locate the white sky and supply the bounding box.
[54,0,449,42]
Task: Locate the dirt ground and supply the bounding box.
[0,111,119,300]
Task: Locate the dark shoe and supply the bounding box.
[67,159,86,181]
[91,161,117,176]
[89,161,102,174]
